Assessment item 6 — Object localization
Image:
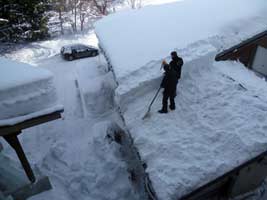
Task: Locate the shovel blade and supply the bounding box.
[142,110,151,120]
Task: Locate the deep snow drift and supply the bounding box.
[95,0,267,106]
[124,57,267,199]
[0,57,62,126]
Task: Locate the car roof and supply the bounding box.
[62,44,97,49]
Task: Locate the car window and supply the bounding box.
[75,46,85,52]
[79,45,88,51]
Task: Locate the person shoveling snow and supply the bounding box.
[158,51,183,114]
[143,51,183,118]
[158,60,177,113]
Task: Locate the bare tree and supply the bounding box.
[79,0,87,31]
[90,0,115,16]
[73,0,78,32]
[54,0,65,35]
[127,0,142,9]
[50,0,121,34]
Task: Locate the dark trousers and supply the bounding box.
[162,91,175,111]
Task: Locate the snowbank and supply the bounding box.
[75,56,117,116]
[0,57,62,126]
[95,0,267,104]
[124,57,267,199]
[1,54,137,200]
[26,120,137,200]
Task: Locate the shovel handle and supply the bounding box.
[148,87,161,109]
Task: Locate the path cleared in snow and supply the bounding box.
[1,51,137,200]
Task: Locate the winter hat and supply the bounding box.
[171,51,178,58]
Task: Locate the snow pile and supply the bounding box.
[124,56,267,199]
[215,61,267,99]
[75,57,117,116]
[95,0,267,104]
[25,120,137,200]
[0,57,62,126]
[0,52,137,200]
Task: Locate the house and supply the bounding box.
[95,0,267,199]
[216,30,267,77]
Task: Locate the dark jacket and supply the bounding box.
[161,66,177,95]
[170,56,183,80]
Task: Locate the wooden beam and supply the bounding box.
[0,110,63,137]
[0,109,63,183]
[215,30,267,61]
[3,134,35,183]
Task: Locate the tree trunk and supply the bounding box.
[74,0,77,32]
[59,7,64,35]
[79,2,84,31]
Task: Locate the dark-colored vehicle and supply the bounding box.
[60,44,99,61]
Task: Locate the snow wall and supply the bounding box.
[0,57,61,125]
[95,0,267,111]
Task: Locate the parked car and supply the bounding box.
[60,44,99,61]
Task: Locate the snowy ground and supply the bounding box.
[0,39,138,200]
[4,31,98,65]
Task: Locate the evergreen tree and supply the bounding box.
[0,0,49,42]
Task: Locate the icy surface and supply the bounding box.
[0,57,61,123]
[95,0,267,101]
[124,58,267,199]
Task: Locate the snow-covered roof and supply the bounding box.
[95,1,267,199]
[124,59,267,200]
[0,57,52,91]
[95,0,267,99]
[0,57,63,126]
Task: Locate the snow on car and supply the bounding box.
[95,0,267,199]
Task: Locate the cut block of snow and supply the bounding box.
[0,57,62,126]
[95,0,267,105]
[124,56,267,199]
[75,56,117,116]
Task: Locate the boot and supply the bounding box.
[170,97,176,110]
[158,109,168,114]
[169,105,176,110]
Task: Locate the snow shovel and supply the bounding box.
[142,87,162,120]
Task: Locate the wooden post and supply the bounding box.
[3,133,36,183]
